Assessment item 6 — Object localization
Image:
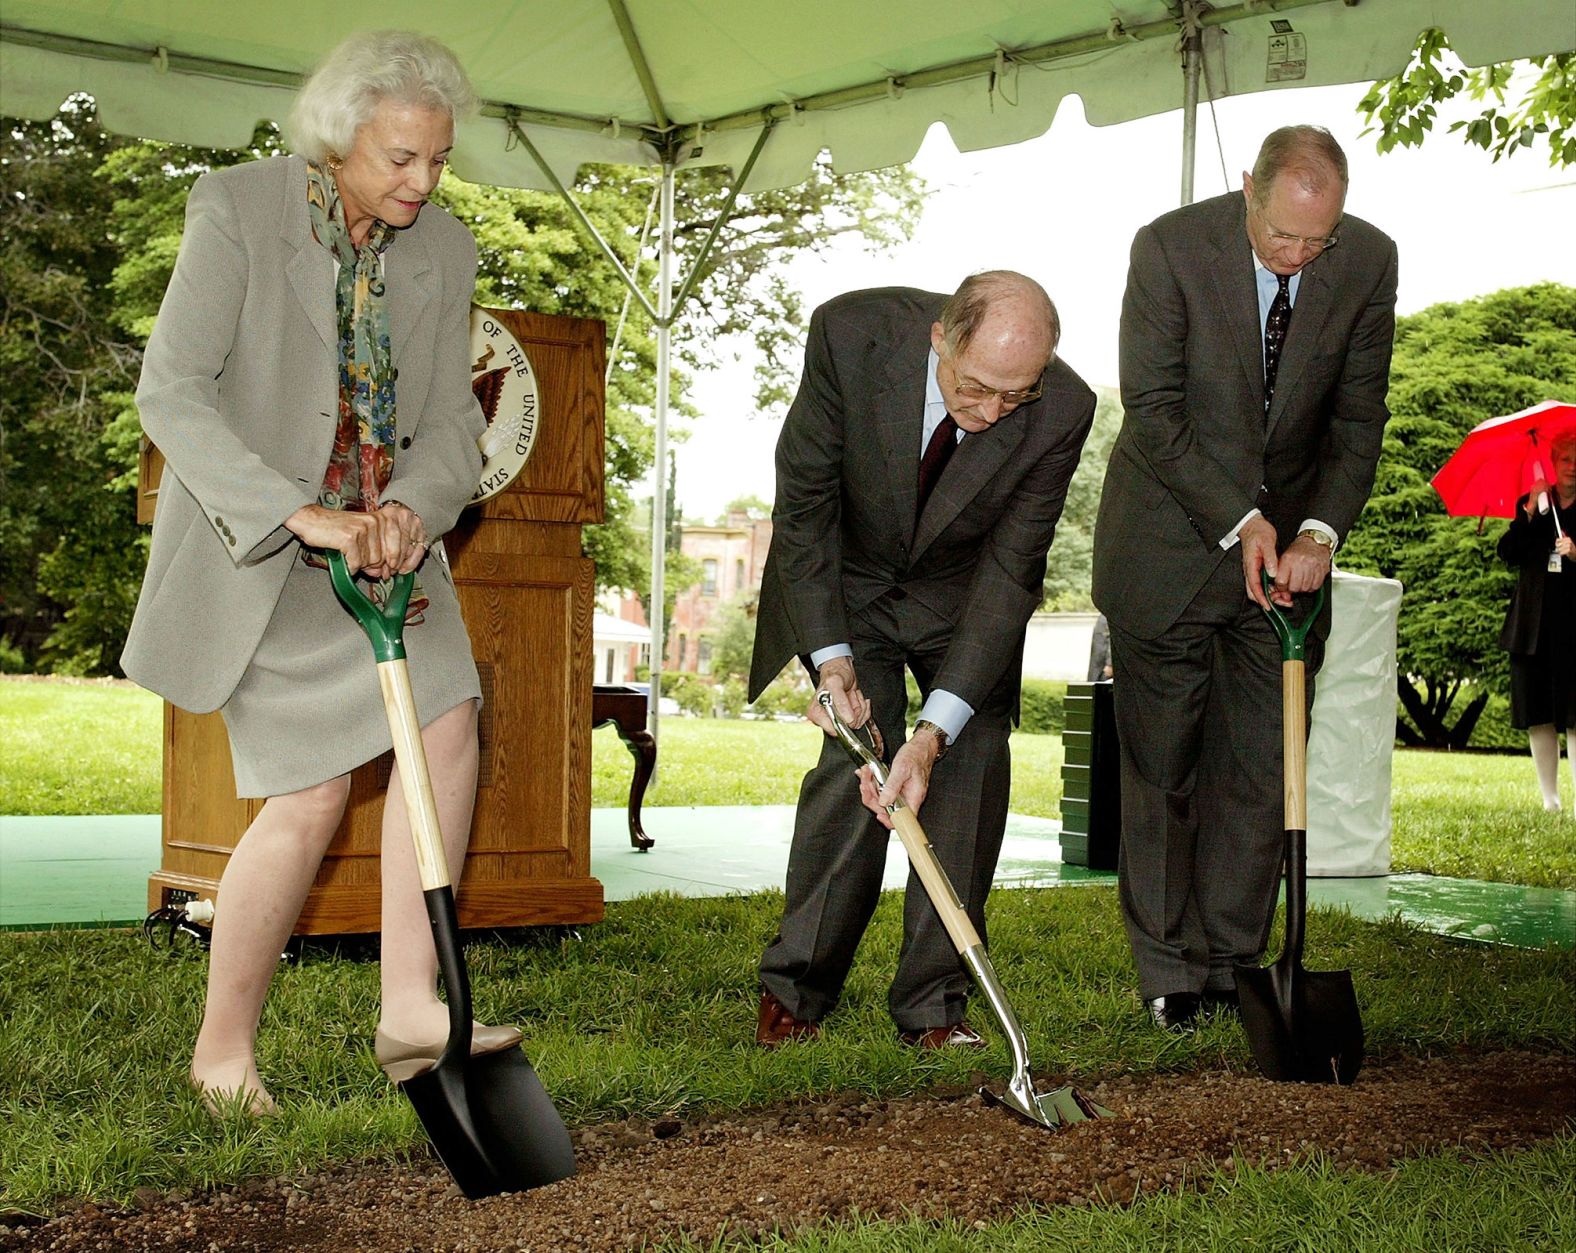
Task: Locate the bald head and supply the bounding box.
[938,270,1060,364]
[930,271,1060,432]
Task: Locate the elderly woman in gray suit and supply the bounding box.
[122,31,516,1116]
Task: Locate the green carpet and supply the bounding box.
[1,809,1571,948]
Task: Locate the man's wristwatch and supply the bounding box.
[913,719,950,760]
[1297,528,1336,552]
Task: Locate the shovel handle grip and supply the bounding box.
[1259,569,1324,662]
[328,551,415,663]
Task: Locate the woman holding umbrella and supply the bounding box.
[1497,429,1576,813]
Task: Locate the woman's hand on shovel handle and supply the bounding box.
[857,737,937,829]
[285,502,427,580]
[808,656,871,736]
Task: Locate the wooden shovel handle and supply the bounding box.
[889,806,983,955]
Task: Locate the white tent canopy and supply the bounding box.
[3,1,1569,193]
[4,1,1570,729]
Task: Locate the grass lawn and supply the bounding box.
[2,678,1572,1241]
[4,676,1570,887]
[1,886,1570,1217]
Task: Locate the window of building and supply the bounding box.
[734,558,745,592]
[697,638,713,675]
[702,558,718,596]
[676,633,687,668]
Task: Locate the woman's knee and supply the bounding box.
[265,775,352,832]
[422,699,479,771]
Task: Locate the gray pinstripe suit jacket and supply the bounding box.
[1092,191,1398,639]
[121,154,484,713]
[748,288,1095,713]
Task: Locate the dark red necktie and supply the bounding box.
[916,414,959,520]
[1263,273,1292,418]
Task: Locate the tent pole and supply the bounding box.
[647,161,676,740]
[1179,2,1202,205]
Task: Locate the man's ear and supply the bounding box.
[930,322,946,355]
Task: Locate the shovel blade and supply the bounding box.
[1235,962,1364,1085]
[402,1044,576,1198]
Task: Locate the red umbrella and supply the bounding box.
[1431,399,1576,521]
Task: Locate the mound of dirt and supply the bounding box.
[6,1051,1571,1252]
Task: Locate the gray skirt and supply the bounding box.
[221,545,481,797]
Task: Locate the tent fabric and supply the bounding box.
[3,1,1572,192]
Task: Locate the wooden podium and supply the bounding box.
[143,308,607,934]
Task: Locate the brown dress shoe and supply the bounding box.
[756,989,820,1048]
[898,1022,986,1050]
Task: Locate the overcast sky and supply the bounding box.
[663,78,1576,522]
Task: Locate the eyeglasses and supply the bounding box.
[1263,215,1341,253]
[942,355,1043,406]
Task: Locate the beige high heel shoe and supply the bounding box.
[373,1023,524,1082]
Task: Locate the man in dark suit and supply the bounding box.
[1092,126,1398,1031]
[748,272,1095,1049]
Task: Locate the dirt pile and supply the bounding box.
[6,1050,1571,1252]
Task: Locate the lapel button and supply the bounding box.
[400,436,412,450]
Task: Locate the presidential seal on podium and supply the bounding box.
[470,309,542,503]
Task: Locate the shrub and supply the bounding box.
[1018,679,1067,735]
[660,671,714,718]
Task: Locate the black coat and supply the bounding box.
[1498,491,1576,656]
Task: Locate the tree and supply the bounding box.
[719,493,771,522]
[1359,34,1574,166]
[1041,387,1124,611]
[437,154,922,602]
[0,99,923,674]
[1,100,143,669]
[710,591,758,686]
[1339,283,1576,747]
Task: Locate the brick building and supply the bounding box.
[666,510,772,673]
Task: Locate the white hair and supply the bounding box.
[285,30,476,163]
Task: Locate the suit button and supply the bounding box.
[227,536,236,546]
[888,587,907,601]
[215,516,225,526]
[400,436,412,449]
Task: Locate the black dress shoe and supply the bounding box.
[1145,992,1201,1032]
[1201,988,1240,1015]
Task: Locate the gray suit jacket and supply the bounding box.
[748,288,1095,712]
[1092,191,1398,639]
[122,154,485,712]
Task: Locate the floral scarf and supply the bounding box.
[303,160,426,623]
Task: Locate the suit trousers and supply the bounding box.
[1107,556,1321,999]
[759,593,1013,1031]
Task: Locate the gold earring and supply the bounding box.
[326,153,343,171]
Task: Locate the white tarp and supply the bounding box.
[1308,570,1403,877]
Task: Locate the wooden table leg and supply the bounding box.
[592,687,656,850]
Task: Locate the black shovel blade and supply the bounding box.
[1235,962,1364,1085]
[401,1043,577,1199]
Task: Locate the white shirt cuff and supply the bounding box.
[809,643,853,669]
[1220,508,1262,551]
[918,690,974,741]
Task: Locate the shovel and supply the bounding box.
[819,692,1111,1129]
[1234,572,1364,1085]
[329,552,576,1196]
